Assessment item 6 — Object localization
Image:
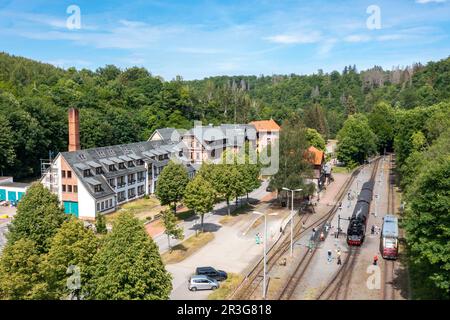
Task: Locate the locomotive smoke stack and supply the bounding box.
[68,108,80,152]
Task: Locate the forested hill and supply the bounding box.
[0,51,449,178]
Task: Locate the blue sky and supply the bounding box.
[0,0,449,80]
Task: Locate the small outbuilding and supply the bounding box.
[0,177,30,203]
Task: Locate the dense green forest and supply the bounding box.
[1,52,450,179]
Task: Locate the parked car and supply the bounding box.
[188,275,219,291]
[195,266,228,281]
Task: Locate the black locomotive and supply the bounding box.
[346,181,374,246]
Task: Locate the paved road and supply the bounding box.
[154,180,270,253]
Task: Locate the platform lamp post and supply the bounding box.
[282,187,303,257]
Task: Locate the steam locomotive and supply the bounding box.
[346,181,374,246]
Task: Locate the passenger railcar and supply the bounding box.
[380,215,399,259]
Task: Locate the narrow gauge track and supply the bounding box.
[314,158,381,300]
[383,154,396,300]
[276,158,381,300]
[230,163,364,300]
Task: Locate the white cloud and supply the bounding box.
[416,0,447,3]
[264,32,321,44]
[344,34,372,43]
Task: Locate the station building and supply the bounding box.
[41,108,280,220]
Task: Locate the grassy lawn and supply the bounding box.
[105,197,167,223]
[332,166,352,174]
[161,232,214,265]
[218,203,253,225]
[208,273,243,300]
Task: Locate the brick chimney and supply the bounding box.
[68,108,80,152]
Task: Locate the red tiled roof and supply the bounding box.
[306,146,324,166]
[250,119,281,131]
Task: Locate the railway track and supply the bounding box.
[275,158,381,300]
[383,154,396,300]
[313,157,381,300]
[230,162,365,300]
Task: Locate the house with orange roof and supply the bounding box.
[304,146,326,194]
[249,119,281,153]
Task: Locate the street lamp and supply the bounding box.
[282,187,303,257]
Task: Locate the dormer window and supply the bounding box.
[119,162,126,170]
[128,161,135,168]
[96,167,104,175]
[109,165,116,172]
[83,169,93,178]
[94,184,103,193]
[136,159,144,165]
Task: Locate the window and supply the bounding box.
[108,178,116,188]
[128,174,135,185]
[109,199,113,208]
[94,185,103,193]
[101,202,104,211]
[97,203,100,211]
[118,176,125,187]
[211,150,216,158]
[83,169,92,178]
[68,185,72,193]
[136,159,144,166]
[61,170,66,178]
[128,188,136,199]
[62,185,66,192]
[109,164,116,172]
[128,161,135,168]
[96,167,104,175]
[179,151,183,157]
[119,162,126,170]
[158,155,164,161]
[196,153,200,160]
[67,171,72,178]
[74,185,78,193]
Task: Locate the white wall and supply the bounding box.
[77,178,96,220]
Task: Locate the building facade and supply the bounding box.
[41,109,280,220]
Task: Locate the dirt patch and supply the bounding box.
[162,232,215,265]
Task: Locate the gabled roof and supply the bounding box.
[60,140,181,200]
[306,146,325,166]
[249,119,280,132]
[149,128,183,142]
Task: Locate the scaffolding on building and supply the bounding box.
[40,151,58,194]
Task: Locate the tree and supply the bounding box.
[368,102,395,152]
[36,218,99,300]
[303,103,329,138]
[0,114,16,174]
[305,128,326,151]
[183,175,216,232]
[0,239,41,300]
[95,213,107,235]
[336,115,377,168]
[86,212,172,300]
[404,151,450,298]
[211,163,240,215]
[162,209,184,250]
[155,161,189,213]
[269,115,313,196]
[345,95,357,117]
[7,183,67,253]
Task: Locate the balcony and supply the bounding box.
[128,180,136,185]
[117,183,126,188]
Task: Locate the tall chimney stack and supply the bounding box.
[68,108,80,152]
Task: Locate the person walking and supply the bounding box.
[336,249,342,265]
[327,250,332,263]
[371,225,375,235]
[373,255,379,266]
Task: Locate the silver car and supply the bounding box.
[188,275,219,291]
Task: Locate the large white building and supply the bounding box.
[41,109,280,220]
